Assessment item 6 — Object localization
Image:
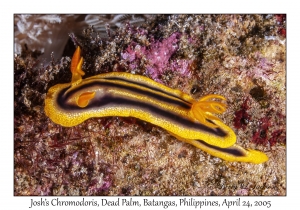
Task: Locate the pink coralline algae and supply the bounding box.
[121,43,146,70]
[121,32,188,82]
[145,33,181,80]
[170,59,192,77]
[121,44,145,62]
[248,53,275,81]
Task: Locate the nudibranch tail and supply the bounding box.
[187,139,269,164]
[44,46,268,164]
[168,131,268,164]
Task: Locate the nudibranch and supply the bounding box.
[44,46,268,164]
